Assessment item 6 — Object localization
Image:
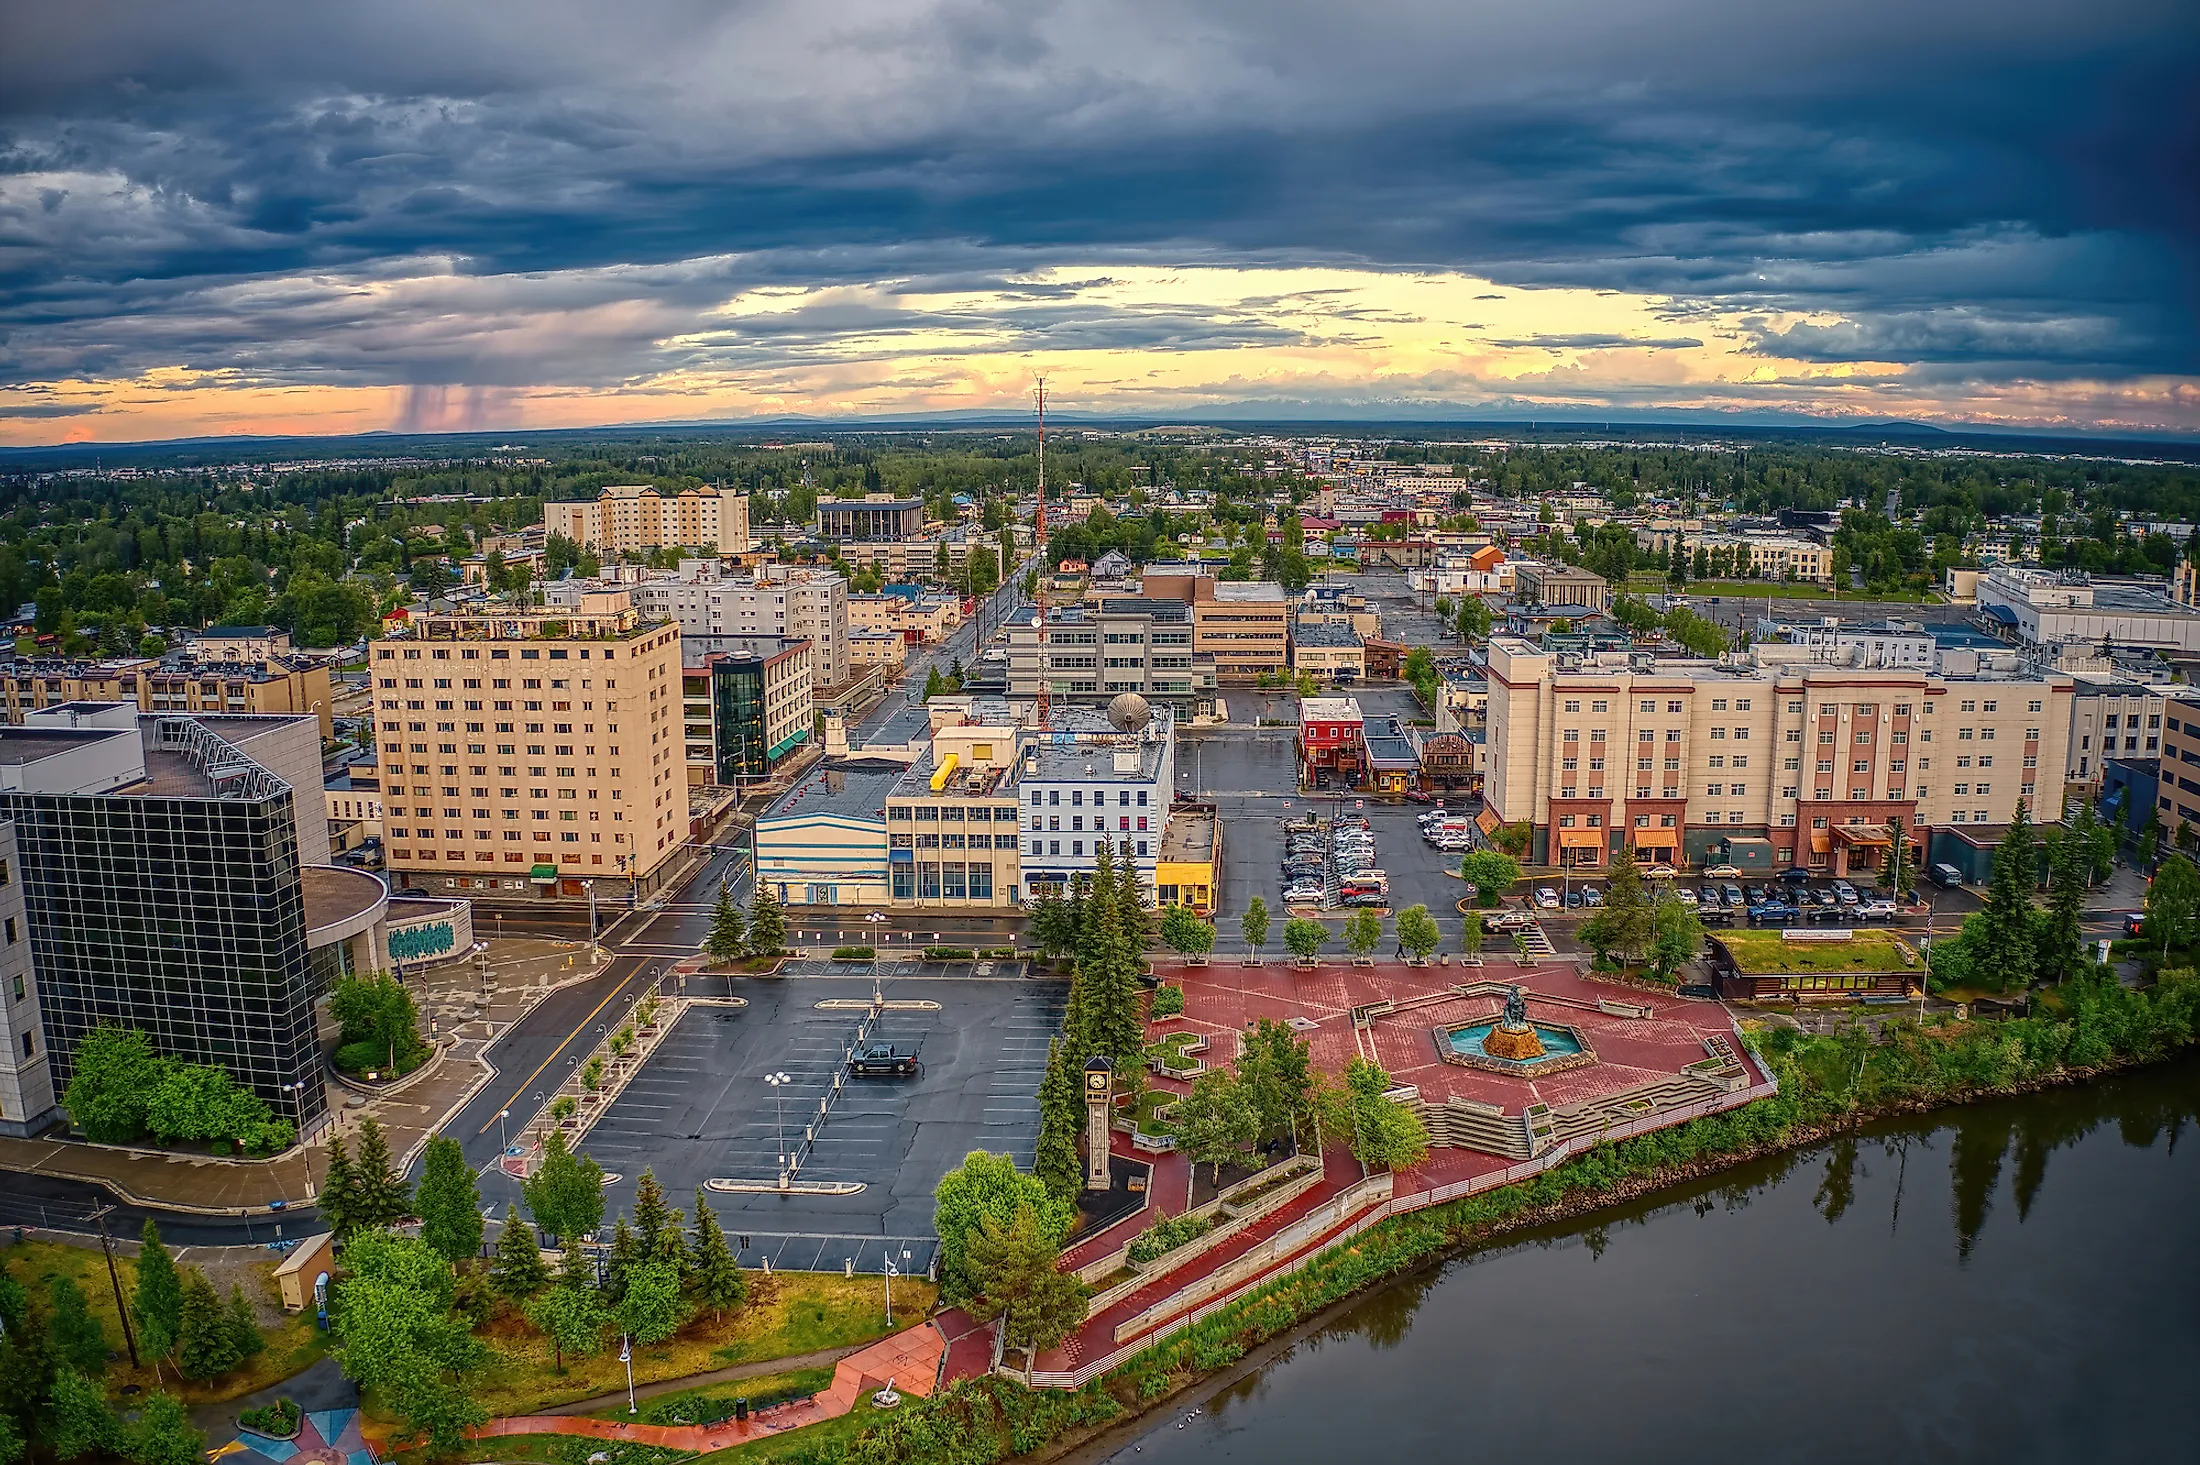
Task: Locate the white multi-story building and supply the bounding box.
[1016,717,1177,892]
[549,561,850,690]
[1755,618,1937,669]
[1978,565,2200,654]
[2067,677,2164,787]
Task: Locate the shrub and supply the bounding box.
[238,1399,300,1438]
[1126,1211,1211,1266]
[980,947,1018,959]
[334,1041,427,1077]
[925,946,977,960]
[830,946,876,961]
[1149,985,1185,1018]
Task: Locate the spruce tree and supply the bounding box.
[688,1195,746,1321]
[1083,840,1147,1082]
[352,1117,412,1230]
[226,1286,265,1360]
[133,1220,184,1370]
[1033,1038,1084,1203]
[175,1271,241,1381]
[45,1276,108,1376]
[318,1133,361,1240]
[705,885,746,964]
[1980,799,2040,992]
[416,1135,483,1264]
[747,884,786,956]
[632,1169,673,1258]
[491,1209,551,1304]
[601,1216,639,1305]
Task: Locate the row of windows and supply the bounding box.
[890,833,1018,849]
[382,645,622,660]
[1028,789,1153,807]
[1030,839,1151,858]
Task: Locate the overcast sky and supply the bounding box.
[2,0,2196,443]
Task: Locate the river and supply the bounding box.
[1107,1060,2200,1464]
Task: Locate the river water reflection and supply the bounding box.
[1112,1060,2200,1465]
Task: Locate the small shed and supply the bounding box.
[274,1229,337,1312]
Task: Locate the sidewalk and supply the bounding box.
[0,937,609,1214]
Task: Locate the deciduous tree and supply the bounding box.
[1460,850,1521,907]
[1344,907,1383,960]
[1396,903,1441,962]
[932,1151,1072,1305]
[523,1283,606,1375]
[1172,1068,1258,1187]
[522,1132,607,1247]
[1283,917,1327,961]
[617,1259,688,1345]
[416,1135,483,1264]
[1241,896,1271,959]
[1160,904,1215,960]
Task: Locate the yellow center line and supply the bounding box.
[477,965,639,1135]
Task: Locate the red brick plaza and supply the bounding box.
[945,955,1775,1389]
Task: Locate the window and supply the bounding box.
[1592,700,1608,712]
[1564,699,1581,712]
[1736,699,1752,711]
[1641,700,1656,712]
[1668,700,1684,713]
[1711,698,1728,711]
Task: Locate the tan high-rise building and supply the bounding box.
[1484,638,2072,879]
[369,591,687,899]
[544,484,751,556]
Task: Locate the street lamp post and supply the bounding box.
[620,1333,636,1414]
[585,879,599,960]
[497,1107,512,1153]
[766,1071,792,1184]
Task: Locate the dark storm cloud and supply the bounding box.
[1,0,2195,391]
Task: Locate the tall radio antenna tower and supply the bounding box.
[1033,375,1049,728]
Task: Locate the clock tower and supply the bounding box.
[1082,1056,1114,1191]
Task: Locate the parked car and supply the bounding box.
[1704,863,1742,878]
[1813,887,1839,908]
[1581,886,1605,907]
[1721,883,1746,909]
[2124,911,2145,936]
[1833,881,1859,906]
[1483,909,1535,932]
[1404,789,1433,803]
[1565,889,1584,909]
[1673,887,1699,907]
[1858,898,1897,921]
[1744,886,1768,909]
[1931,862,1965,889]
[1341,890,1385,908]
[1643,863,1679,879]
[1536,887,1561,909]
[1283,880,1325,904]
[1753,900,1797,924]
[1699,886,1722,908]
[1698,903,1735,926]
[1779,867,1813,885]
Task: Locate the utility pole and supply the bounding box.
[1033,375,1049,730]
[88,1205,140,1369]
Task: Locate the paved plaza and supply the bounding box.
[577,973,1066,1274]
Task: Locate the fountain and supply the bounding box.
[1439,987,1595,1077]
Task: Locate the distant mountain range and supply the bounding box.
[2,409,2192,472]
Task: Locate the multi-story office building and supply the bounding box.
[815,495,926,541]
[2067,677,2163,789]
[1484,638,2072,878]
[2156,700,2200,838]
[1018,720,1176,891]
[680,638,814,787]
[543,484,751,555]
[1181,579,1290,683]
[884,746,1025,908]
[1755,618,1938,669]
[549,561,851,694]
[0,656,335,738]
[369,592,688,900]
[1005,600,1217,713]
[837,527,1002,584]
[1977,565,2200,655]
[0,704,392,1134]
[1290,621,1365,682]
[0,821,53,1136]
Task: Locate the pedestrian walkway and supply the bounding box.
[0,938,610,1213]
[471,1318,948,1451]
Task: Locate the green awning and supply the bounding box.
[528,864,559,883]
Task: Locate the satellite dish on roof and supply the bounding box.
[1107,692,1152,733]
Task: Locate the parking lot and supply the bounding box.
[578,973,1065,1274]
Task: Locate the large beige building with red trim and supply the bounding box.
[1484,637,2073,877]
[544,484,751,555]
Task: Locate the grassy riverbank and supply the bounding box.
[773,966,2200,1465]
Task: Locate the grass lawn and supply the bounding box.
[1716,929,1919,975]
[431,1271,938,1422]
[1623,576,1941,604]
[587,1365,834,1424]
[1143,1031,1204,1074]
[1120,1089,1179,1140]
[0,1237,328,1405]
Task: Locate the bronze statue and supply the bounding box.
[1503,984,1528,1028]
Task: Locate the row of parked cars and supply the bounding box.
[1279,816,1390,907]
[1689,879,1898,926]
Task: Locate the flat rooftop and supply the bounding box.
[1026,738,1167,783]
[759,757,908,825]
[0,727,121,766]
[1158,809,1214,862]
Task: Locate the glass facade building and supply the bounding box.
[0,715,328,1132]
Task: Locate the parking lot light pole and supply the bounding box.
[497,1107,511,1153]
[766,1071,792,1184]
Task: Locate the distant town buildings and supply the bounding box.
[543,484,751,555]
